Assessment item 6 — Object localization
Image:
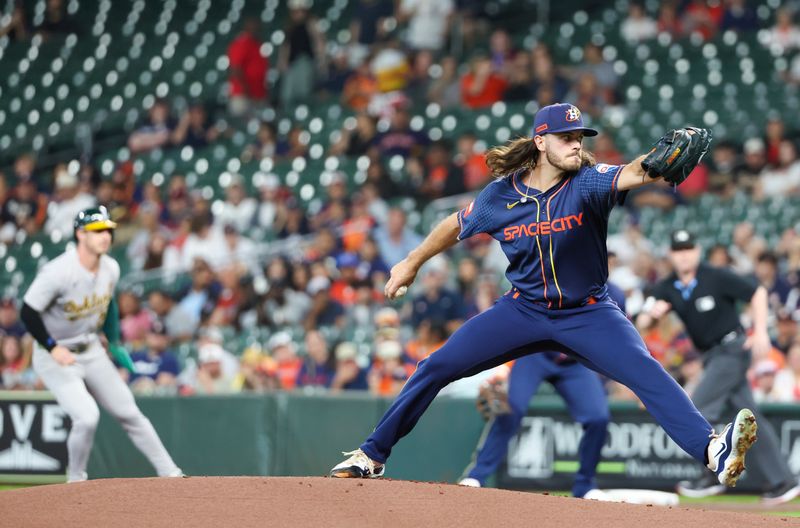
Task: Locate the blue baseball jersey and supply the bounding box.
[457,163,626,308]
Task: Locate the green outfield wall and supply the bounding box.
[87,392,489,483]
[3,392,799,491]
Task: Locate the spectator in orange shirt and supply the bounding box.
[771,342,800,402]
[342,60,378,112]
[368,340,411,397]
[404,319,447,364]
[413,140,465,201]
[455,132,490,191]
[639,314,693,370]
[227,17,269,118]
[341,194,375,253]
[331,253,361,306]
[461,52,507,109]
[266,332,302,391]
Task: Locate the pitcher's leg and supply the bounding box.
[559,306,712,463]
[462,354,549,484]
[32,348,99,481]
[361,297,547,463]
[83,348,180,476]
[553,364,609,497]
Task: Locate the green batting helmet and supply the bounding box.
[73,206,117,240]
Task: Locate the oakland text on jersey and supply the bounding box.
[64,288,113,322]
[503,212,584,241]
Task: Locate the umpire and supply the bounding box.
[637,229,799,505]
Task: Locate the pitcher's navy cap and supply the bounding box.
[531,103,598,137]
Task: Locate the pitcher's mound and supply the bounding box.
[4,476,796,527]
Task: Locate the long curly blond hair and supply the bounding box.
[485,137,595,177]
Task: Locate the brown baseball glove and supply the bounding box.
[476,378,511,420]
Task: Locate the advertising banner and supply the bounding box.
[499,404,800,492]
[0,392,68,484]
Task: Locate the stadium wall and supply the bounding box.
[3,392,798,490]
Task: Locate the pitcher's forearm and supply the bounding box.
[407,213,461,269]
[618,154,659,191]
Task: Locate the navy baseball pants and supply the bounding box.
[360,294,712,465]
[462,354,609,497]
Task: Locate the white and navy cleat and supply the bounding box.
[330,449,385,478]
[707,408,758,487]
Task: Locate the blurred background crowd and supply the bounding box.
[0,0,799,404]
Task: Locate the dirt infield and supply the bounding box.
[4,477,799,527]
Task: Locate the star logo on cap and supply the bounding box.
[565,106,581,122]
[674,230,690,242]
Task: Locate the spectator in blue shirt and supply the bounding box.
[331,341,368,391]
[296,330,336,389]
[373,208,423,268]
[127,320,181,394]
[0,298,27,338]
[408,256,465,335]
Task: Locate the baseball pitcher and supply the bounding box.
[331,104,756,491]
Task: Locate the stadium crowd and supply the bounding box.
[0,0,799,403]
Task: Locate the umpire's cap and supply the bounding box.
[74,206,117,234]
[670,229,697,251]
[532,103,598,137]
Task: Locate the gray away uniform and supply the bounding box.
[24,248,180,482]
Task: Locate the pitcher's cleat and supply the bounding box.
[706,408,758,487]
[330,449,385,478]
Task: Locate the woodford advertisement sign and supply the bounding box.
[500,404,800,492]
